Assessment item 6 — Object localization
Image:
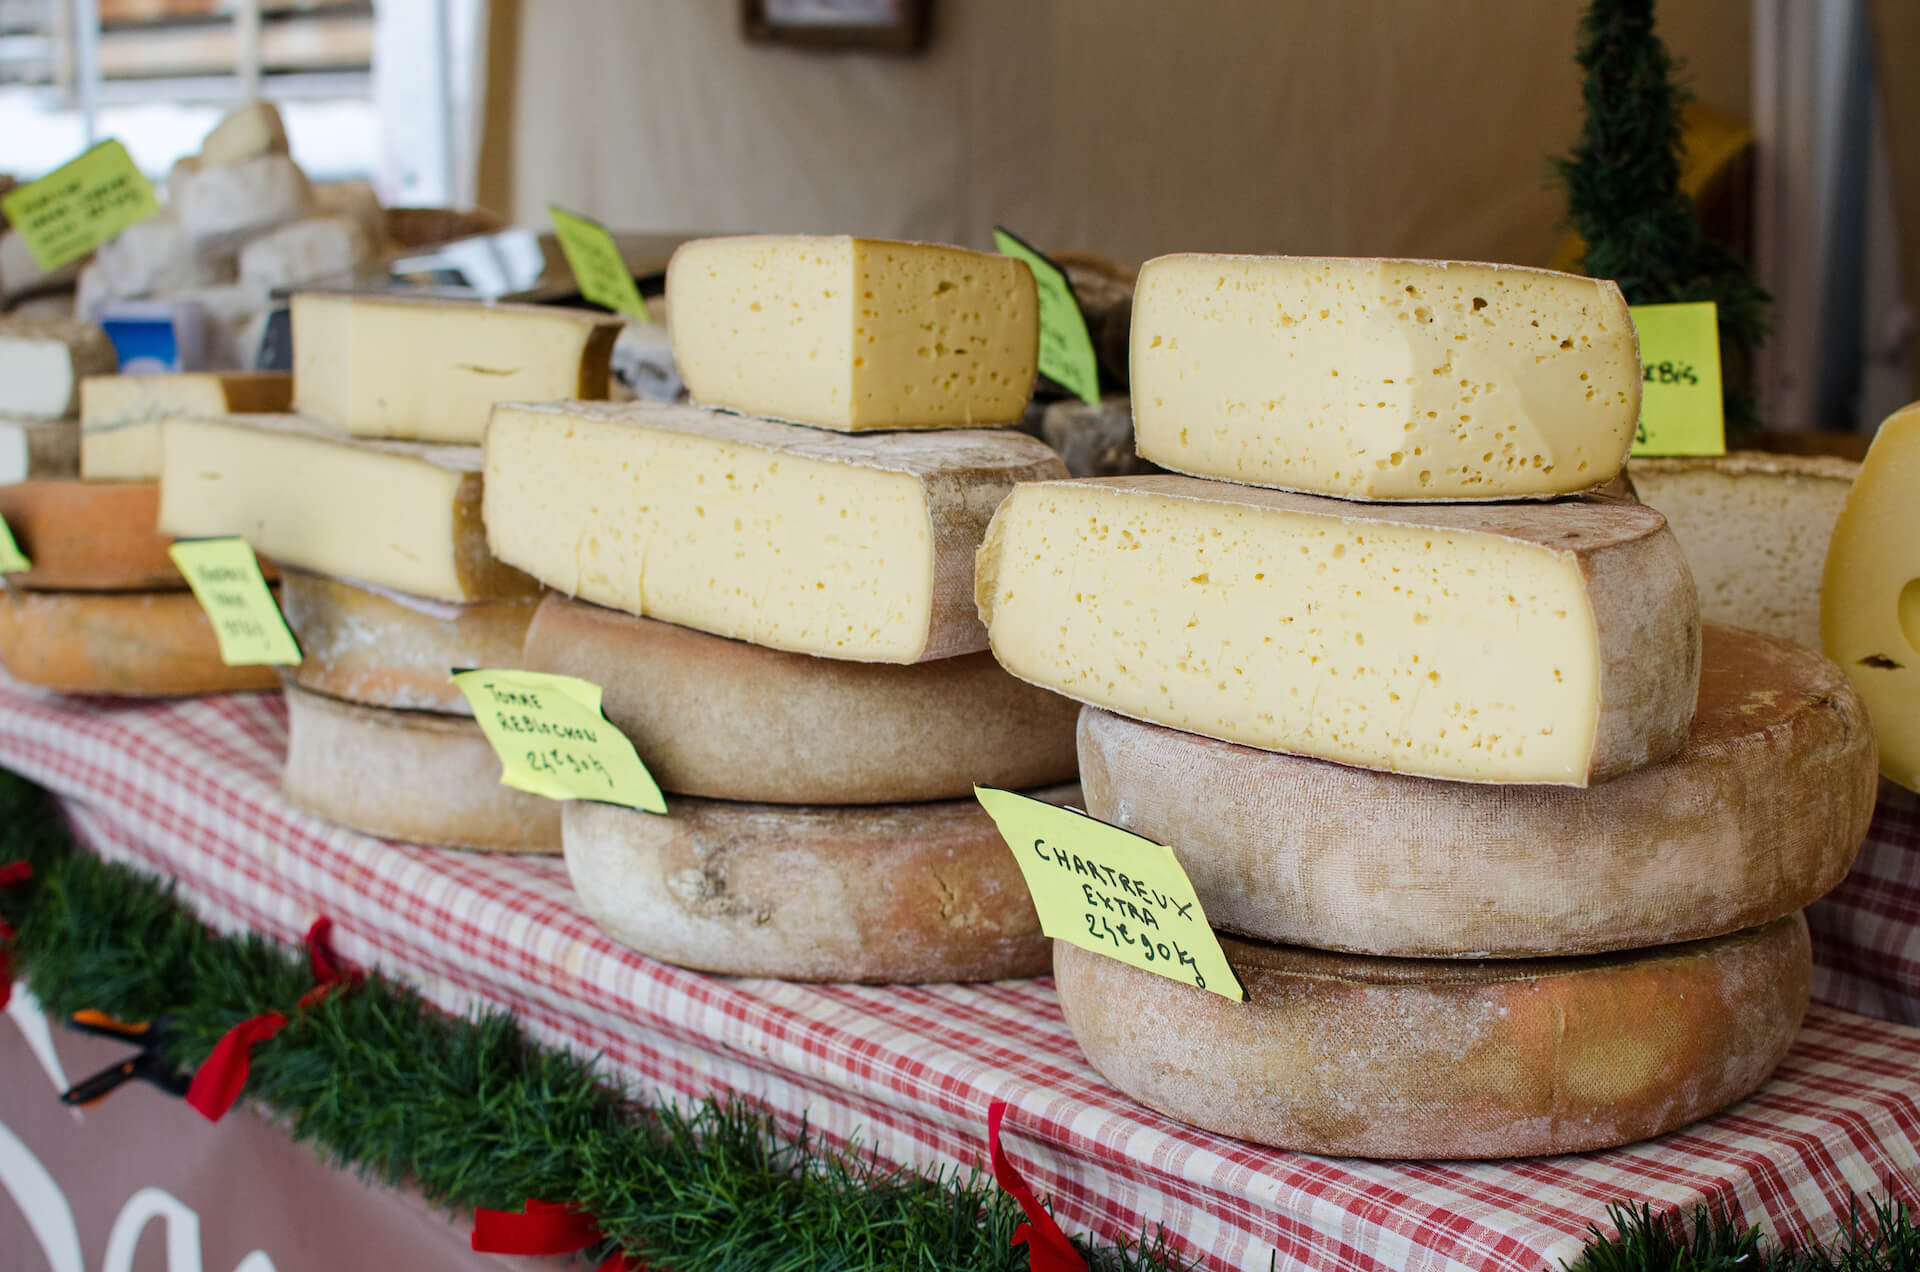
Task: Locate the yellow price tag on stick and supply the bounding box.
[974,786,1244,1000]
[1629,301,1725,457]
[2,140,160,273]
[549,206,652,322]
[0,515,31,574]
[168,538,300,666]
[452,668,666,813]
[994,226,1100,406]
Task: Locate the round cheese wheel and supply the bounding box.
[0,589,279,696]
[562,786,1073,982]
[1079,624,1876,957]
[0,480,182,591]
[281,683,560,853]
[523,594,1080,804]
[280,569,539,715]
[1055,913,1810,1159]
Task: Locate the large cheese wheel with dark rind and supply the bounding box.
[0,590,280,695]
[562,786,1072,982]
[1078,624,1876,957]
[0,480,182,591]
[1054,914,1810,1160]
[522,594,1080,804]
[281,683,560,853]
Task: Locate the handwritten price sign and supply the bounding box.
[452,668,666,813]
[549,206,652,322]
[2,140,160,273]
[1629,301,1724,457]
[168,538,300,666]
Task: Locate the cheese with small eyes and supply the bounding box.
[81,371,293,480]
[0,589,280,696]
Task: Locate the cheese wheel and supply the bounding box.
[1055,914,1810,1159]
[562,786,1072,982]
[0,317,117,420]
[1079,624,1875,957]
[280,570,539,715]
[281,683,560,853]
[0,590,279,696]
[522,595,1079,803]
[0,418,78,483]
[0,480,181,591]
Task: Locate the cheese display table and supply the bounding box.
[0,672,1916,1272]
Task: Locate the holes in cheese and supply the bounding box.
[157,414,538,604]
[1130,255,1639,500]
[666,235,1040,432]
[80,371,293,482]
[975,474,1699,785]
[291,293,622,444]
[0,318,118,421]
[0,480,183,591]
[0,589,280,696]
[483,400,1067,663]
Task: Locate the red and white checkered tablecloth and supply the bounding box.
[0,674,1916,1272]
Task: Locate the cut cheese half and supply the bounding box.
[0,317,118,420]
[976,474,1699,785]
[1079,624,1874,957]
[1055,914,1810,1159]
[281,569,539,715]
[522,594,1078,803]
[0,590,280,696]
[0,480,182,591]
[562,786,1073,982]
[667,234,1039,431]
[158,414,538,603]
[485,400,1066,662]
[0,418,78,483]
[1130,255,1639,500]
[291,293,621,444]
[1824,402,1920,790]
[80,371,293,481]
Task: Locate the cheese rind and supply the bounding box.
[0,480,182,591]
[1130,255,1640,500]
[157,414,537,603]
[1055,914,1810,1159]
[291,293,621,444]
[976,474,1699,785]
[1823,403,1920,790]
[238,216,376,294]
[80,371,293,481]
[0,419,78,483]
[485,400,1066,662]
[522,594,1079,802]
[0,590,280,696]
[667,235,1039,432]
[0,318,118,420]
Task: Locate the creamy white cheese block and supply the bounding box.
[1130,255,1640,500]
[0,318,118,419]
[0,418,77,484]
[291,293,622,444]
[157,413,538,603]
[1824,402,1920,790]
[667,234,1039,432]
[486,400,1067,662]
[81,371,292,481]
[976,474,1699,785]
[198,100,289,168]
[176,154,314,258]
[1055,914,1810,1159]
[239,216,377,294]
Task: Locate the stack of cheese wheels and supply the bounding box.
[0,318,277,696]
[488,234,1081,983]
[975,254,1881,1158]
[155,294,624,853]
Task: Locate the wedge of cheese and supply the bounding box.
[1130,255,1640,500]
[1824,402,1920,790]
[81,371,293,481]
[0,480,183,591]
[1055,914,1809,1159]
[199,99,289,168]
[485,401,1066,662]
[0,590,280,696]
[0,419,77,483]
[157,414,538,603]
[292,294,622,444]
[523,594,1079,802]
[977,475,1699,785]
[0,318,118,420]
[667,235,1039,431]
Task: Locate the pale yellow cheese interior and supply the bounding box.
[1130,255,1640,500]
[667,235,1038,431]
[980,483,1603,783]
[81,372,291,480]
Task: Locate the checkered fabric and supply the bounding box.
[0,675,1915,1272]
[1809,780,1920,1026]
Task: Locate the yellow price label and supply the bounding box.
[452,668,666,813]
[1,140,160,274]
[1629,301,1725,457]
[974,786,1244,1000]
[549,206,652,322]
[994,226,1099,406]
[168,538,300,666]
[0,515,30,574]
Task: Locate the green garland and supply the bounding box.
[1,767,1914,1272]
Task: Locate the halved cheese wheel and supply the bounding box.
[562,786,1073,982]
[1054,914,1810,1159]
[0,480,180,591]
[0,589,279,696]
[1078,624,1876,957]
[281,683,560,853]
[522,595,1080,803]
[0,417,78,483]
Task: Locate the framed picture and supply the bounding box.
[741,0,932,52]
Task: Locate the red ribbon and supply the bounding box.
[471,1199,637,1270]
[0,861,32,1011]
[988,1100,1088,1272]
